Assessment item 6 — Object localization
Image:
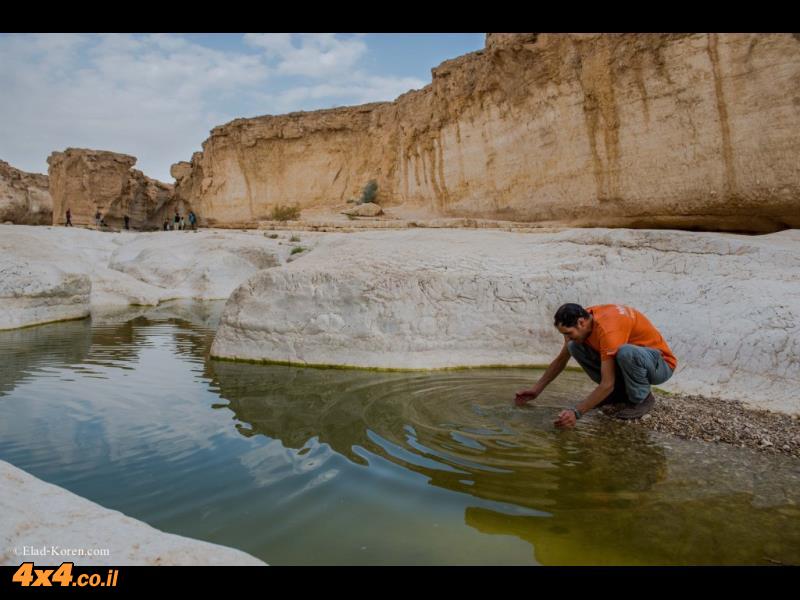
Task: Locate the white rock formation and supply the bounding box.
[0,258,91,330]
[0,225,293,329]
[342,202,383,217]
[0,459,266,566]
[210,227,800,414]
[3,222,798,413]
[107,231,288,300]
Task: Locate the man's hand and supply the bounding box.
[514,388,541,406]
[554,409,577,429]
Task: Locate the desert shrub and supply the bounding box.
[358,180,378,204]
[270,204,301,221]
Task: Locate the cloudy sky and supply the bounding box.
[0,33,485,182]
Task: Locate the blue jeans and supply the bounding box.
[567,342,674,404]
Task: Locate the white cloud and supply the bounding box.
[244,33,367,78]
[269,72,427,113]
[243,32,294,56]
[0,33,431,183]
[242,34,426,113]
[0,33,269,181]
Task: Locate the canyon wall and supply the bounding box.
[173,33,800,233]
[0,160,52,225]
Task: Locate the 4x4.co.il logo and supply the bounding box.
[11,562,120,588]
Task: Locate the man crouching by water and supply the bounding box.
[515,303,678,429]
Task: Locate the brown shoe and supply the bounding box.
[598,389,629,415]
[598,388,629,407]
[614,392,655,420]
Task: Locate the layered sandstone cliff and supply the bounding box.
[47,148,178,229]
[0,160,52,225]
[173,33,800,233]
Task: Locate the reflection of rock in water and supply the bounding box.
[0,319,92,397]
[209,360,800,565]
[207,361,400,463]
[3,311,798,565]
[143,299,226,331]
[92,299,226,331]
[0,300,223,398]
[207,360,671,505]
[89,300,223,365]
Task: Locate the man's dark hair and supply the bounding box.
[554,303,590,328]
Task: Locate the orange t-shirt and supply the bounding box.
[584,304,677,370]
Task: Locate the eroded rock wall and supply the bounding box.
[47,148,178,230]
[0,160,52,225]
[174,33,800,233]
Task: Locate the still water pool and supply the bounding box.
[1,301,798,565]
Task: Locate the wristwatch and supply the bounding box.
[571,407,583,420]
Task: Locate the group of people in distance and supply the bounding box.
[163,209,197,231]
[63,207,197,232]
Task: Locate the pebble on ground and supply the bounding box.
[598,391,800,459]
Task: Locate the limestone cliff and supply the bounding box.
[47,148,179,229]
[0,160,52,225]
[173,33,800,233]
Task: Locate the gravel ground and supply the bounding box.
[599,390,800,459]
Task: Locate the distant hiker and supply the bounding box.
[174,210,180,230]
[179,216,185,230]
[515,303,678,428]
[124,214,130,230]
[188,210,197,230]
[95,210,101,228]
[163,218,169,231]
[65,208,72,227]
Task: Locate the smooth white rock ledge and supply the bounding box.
[211,227,800,414]
[0,225,296,330]
[0,460,266,566]
[0,258,91,330]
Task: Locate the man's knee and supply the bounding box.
[614,344,640,366]
[567,341,578,357]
